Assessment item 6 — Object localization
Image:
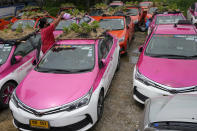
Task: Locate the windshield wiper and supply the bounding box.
[73,69,91,72]
[149,54,191,59]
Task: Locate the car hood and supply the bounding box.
[16,70,96,110]
[108,30,125,39]
[53,30,63,38]
[129,16,138,21]
[138,55,197,88]
[149,95,197,123]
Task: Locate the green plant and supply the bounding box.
[91,21,99,30]
[25,24,33,29]
[70,23,80,32]
[81,22,91,34]
[63,26,70,33]
[16,24,23,33]
[95,3,108,9]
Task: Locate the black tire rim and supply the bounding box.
[97,92,104,120]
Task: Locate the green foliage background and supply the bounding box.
[43,0,196,16]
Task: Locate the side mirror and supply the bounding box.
[15,55,23,63]
[138,45,143,52]
[99,59,107,68]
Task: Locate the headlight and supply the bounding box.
[135,68,167,91]
[10,90,19,108]
[119,36,125,42]
[135,68,155,86]
[133,20,138,24]
[57,87,93,112]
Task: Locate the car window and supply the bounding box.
[98,35,113,60]
[156,15,184,24]
[14,38,34,57]
[89,9,103,16]
[0,44,12,65]
[36,44,95,73]
[146,35,197,57]
[79,16,91,24]
[99,18,125,30]
[11,20,35,30]
[56,19,76,30]
[126,8,138,16]
[125,16,131,26]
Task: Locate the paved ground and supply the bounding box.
[0,31,146,131]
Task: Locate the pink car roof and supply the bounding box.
[154,24,197,35]
[110,2,123,6]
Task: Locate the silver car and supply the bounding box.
[139,95,197,131]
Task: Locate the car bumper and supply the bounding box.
[119,41,127,54]
[9,90,100,131]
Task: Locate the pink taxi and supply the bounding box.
[109,1,124,8]
[53,15,95,38]
[133,20,197,104]
[0,35,40,108]
[10,34,120,130]
[147,11,186,35]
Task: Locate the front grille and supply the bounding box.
[14,114,92,131]
[134,86,149,102]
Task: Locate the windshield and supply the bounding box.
[156,15,184,24]
[0,44,12,65]
[89,9,103,16]
[79,16,92,24]
[148,7,158,14]
[36,44,95,73]
[150,122,197,131]
[140,3,150,7]
[55,19,76,30]
[11,20,35,30]
[110,5,121,8]
[99,19,125,30]
[126,9,138,16]
[146,35,197,59]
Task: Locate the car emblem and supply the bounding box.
[169,89,178,94]
[33,111,44,117]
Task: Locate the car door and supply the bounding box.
[12,37,37,82]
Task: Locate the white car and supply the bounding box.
[9,34,120,131]
[0,35,41,109]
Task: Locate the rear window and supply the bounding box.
[156,15,184,24]
[11,20,35,30]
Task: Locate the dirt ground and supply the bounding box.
[0,31,146,131]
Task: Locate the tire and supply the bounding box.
[97,90,104,121]
[127,40,130,51]
[0,82,17,109]
[116,55,120,72]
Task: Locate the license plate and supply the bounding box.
[30,120,49,129]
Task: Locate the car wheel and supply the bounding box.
[116,55,120,72]
[127,40,130,51]
[0,82,17,108]
[97,90,104,121]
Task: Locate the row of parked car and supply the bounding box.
[133,1,197,131]
[0,1,197,131]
